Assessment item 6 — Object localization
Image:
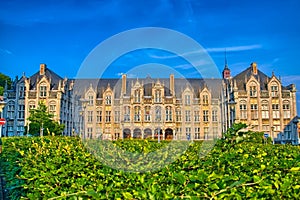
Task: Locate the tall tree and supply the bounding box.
[0,73,12,95]
[27,102,65,136]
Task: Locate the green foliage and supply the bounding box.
[0,137,299,199]
[0,72,12,95]
[222,123,272,145]
[27,102,65,136]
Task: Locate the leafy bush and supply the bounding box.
[0,136,299,199]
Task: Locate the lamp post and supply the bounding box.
[121,120,124,140]
[40,122,44,137]
[228,99,236,127]
[271,126,275,145]
[79,98,88,139]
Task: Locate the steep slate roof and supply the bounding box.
[29,68,63,90]
[233,66,270,91]
[233,66,292,91]
[73,77,223,99]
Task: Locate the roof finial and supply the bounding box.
[224,48,228,69]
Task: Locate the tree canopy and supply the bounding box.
[0,72,12,95]
[26,102,65,136]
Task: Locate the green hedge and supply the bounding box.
[0,136,299,199]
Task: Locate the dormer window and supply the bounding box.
[39,83,47,97]
[271,85,278,97]
[19,85,26,98]
[249,86,257,97]
[105,95,112,105]
[88,95,94,105]
[134,90,141,103]
[155,90,162,103]
[185,95,191,105]
[203,94,209,105]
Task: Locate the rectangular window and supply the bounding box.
[194,111,200,122]
[7,103,15,119]
[194,127,200,140]
[40,86,47,97]
[272,104,280,119]
[261,104,269,119]
[134,90,141,103]
[49,105,56,115]
[212,110,218,122]
[134,107,141,122]
[19,86,25,98]
[18,105,25,119]
[114,111,120,122]
[185,110,191,122]
[105,96,112,105]
[176,109,182,122]
[97,111,102,122]
[283,104,290,119]
[203,110,209,122]
[124,106,130,122]
[249,86,257,97]
[155,90,162,103]
[240,104,247,119]
[185,127,191,139]
[273,125,281,132]
[88,95,93,105]
[155,107,162,122]
[87,111,93,123]
[87,128,93,139]
[203,95,209,105]
[204,127,209,140]
[105,111,111,122]
[166,107,172,122]
[262,125,269,131]
[145,107,151,121]
[271,86,278,97]
[285,125,291,139]
[185,95,191,105]
[250,104,258,119]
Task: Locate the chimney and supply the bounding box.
[170,74,175,96]
[251,62,258,75]
[40,64,46,75]
[122,74,127,95]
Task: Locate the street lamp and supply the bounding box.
[271,126,275,144]
[40,122,44,137]
[228,99,236,127]
[79,98,88,139]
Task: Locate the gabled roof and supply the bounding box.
[73,77,223,99]
[233,66,270,90]
[29,68,63,90]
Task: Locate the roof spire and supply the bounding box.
[222,48,231,79]
[224,48,228,69]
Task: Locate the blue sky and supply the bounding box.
[1,0,300,105]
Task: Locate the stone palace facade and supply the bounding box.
[1,63,299,144]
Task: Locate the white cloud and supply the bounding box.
[206,44,262,53]
[173,60,210,70]
[0,48,12,55]
[148,44,262,60]
[116,72,136,78]
[281,75,300,83]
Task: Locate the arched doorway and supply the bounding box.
[165,128,173,140]
[154,128,163,140]
[133,128,142,139]
[144,128,152,139]
[123,128,131,139]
